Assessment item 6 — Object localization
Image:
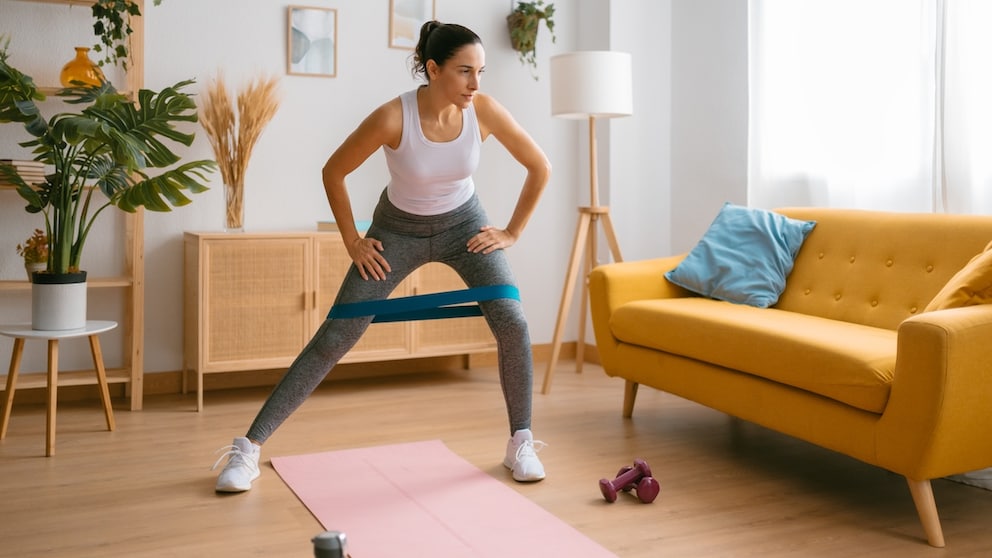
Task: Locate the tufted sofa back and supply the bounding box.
[773,207,992,330]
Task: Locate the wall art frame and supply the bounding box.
[389,0,436,49]
[287,6,338,77]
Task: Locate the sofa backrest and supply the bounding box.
[774,207,992,330]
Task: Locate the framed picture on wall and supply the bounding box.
[389,0,436,49]
[287,6,337,77]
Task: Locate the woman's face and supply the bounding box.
[429,42,485,109]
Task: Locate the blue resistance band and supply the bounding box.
[327,284,520,323]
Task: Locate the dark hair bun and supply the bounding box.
[411,21,481,81]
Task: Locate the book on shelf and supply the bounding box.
[0,175,46,188]
[317,219,372,232]
[0,159,47,185]
[0,159,45,169]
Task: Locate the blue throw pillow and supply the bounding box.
[665,203,816,308]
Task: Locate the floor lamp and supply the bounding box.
[541,51,633,394]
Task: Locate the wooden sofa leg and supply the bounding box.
[622,381,639,418]
[906,478,945,548]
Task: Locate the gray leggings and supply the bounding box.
[246,192,533,443]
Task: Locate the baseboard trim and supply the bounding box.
[2,342,592,405]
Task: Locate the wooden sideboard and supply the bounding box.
[183,231,496,410]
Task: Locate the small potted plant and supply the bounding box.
[507,0,556,79]
[16,228,49,280]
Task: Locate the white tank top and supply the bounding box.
[384,88,480,215]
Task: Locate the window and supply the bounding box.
[749,0,992,214]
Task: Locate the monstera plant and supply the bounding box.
[0,38,214,276]
[0,38,214,329]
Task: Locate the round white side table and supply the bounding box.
[0,320,117,456]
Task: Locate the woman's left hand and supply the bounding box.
[467,225,516,254]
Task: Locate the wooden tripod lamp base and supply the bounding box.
[540,205,622,394]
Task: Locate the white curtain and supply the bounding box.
[943,0,992,214]
[749,0,992,215]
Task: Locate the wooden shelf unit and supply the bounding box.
[0,0,145,410]
[183,231,498,411]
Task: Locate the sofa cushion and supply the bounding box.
[924,240,992,312]
[665,203,816,308]
[610,298,896,413]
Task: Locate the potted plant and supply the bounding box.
[16,228,49,280]
[506,0,556,79]
[0,38,215,329]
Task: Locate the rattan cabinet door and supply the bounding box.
[201,235,312,371]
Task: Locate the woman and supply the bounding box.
[212,21,552,492]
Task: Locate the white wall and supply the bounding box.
[1,0,741,375]
[609,0,672,262]
[670,0,749,252]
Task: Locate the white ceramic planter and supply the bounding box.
[31,272,87,331]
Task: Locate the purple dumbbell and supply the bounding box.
[599,458,659,503]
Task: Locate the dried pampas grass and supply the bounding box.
[200,73,281,230]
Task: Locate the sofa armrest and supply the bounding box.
[588,255,691,373]
[877,304,992,479]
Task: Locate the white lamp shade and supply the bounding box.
[550,51,633,119]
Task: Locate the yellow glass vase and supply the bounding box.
[59,47,105,87]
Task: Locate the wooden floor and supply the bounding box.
[2,361,992,557]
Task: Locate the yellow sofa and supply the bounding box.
[588,207,992,547]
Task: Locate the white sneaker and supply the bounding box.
[503,429,547,482]
[212,437,261,492]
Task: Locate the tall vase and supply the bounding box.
[60,47,105,88]
[225,182,244,232]
[31,271,88,331]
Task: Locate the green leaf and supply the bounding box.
[115,160,215,212]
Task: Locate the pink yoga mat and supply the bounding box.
[271,439,617,557]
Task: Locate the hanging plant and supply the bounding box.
[506,0,556,79]
[90,0,163,70]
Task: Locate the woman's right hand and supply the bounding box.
[347,236,391,281]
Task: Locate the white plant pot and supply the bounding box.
[31,272,88,331]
